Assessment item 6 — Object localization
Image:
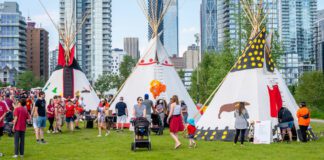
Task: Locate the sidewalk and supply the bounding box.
[311,119,324,123]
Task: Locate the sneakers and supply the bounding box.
[12,155,18,158]
[40,139,47,144]
[36,140,41,144]
[97,135,102,137]
[47,130,51,134]
[105,131,110,136]
[0,153,3,157]
[75,126,81,130]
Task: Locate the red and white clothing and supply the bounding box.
[47,104,55,118]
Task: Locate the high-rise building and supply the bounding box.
[200,0,217,53]
[111,48,127,75]
[147,0,179,56]
[279,0,317,85]
[163,0,179,56]
[59,0,112,83]
[49,49,58,76]
[314,9,324,72]
[0,2,26,85]
[26,18,49,80]
[170,55,185,71]
[124,37,139,60]
[201,0,316,85]
[183,44,199,70]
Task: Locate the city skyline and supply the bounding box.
[7,0,324,56]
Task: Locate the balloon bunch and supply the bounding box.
[150,80,166,99]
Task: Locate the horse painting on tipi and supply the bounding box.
[195,0,301,141]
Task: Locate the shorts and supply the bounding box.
[117,115,127,123]
[33,117,38,129]
[188,134,195,139]
[37,116,47,128]
[66,117,74,123]
[98,115,105,123]
[279,121,294,129]
[0,127,3,137]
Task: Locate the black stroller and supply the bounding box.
[150,113,163,135]
[131,117,151,151]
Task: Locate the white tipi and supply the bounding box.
[195,1,299,141]
[40,0,100,110]
[110,0,199,125]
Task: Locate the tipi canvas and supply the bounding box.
[40,0,100,110]
[111,37,199,124]
[195,28,299,141]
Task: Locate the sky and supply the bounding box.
[9,0,324,56]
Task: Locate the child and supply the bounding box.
[187,118,197,148]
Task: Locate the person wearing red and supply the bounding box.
[187,118,197,148]
[167,95,185,149]
[26,97,33,114]
[47,99,55,133]
[65,100,76,132]
[0,99,9,140]
[12,98,30,158]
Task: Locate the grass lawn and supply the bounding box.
[1,122,324,160]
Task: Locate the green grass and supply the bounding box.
[1,122,324,160]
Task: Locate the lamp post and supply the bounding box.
[194,33,200,103]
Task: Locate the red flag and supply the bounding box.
[58,43,66,66]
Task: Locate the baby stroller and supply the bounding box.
[150,113,163,135]
[131,117,151,151]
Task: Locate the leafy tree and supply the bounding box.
[16,71,45,90]
[119,55,136,85]
[94,74,120,96]
[0,81,10,87]
[189,52,236,103]
[295,71,324,118]
[178,69,185,80]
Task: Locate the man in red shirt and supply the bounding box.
[12,98,30,158]
[65,100,76,132]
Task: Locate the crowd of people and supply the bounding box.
[0,86,314,158]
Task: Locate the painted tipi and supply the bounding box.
[40,0,100,110]
[195,1,299,141]
[110,0,199,124]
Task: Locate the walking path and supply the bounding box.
[311,119,324,123]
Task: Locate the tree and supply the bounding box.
[94,74,120,96]
[189,52,236,103]
[295,71,324,118]
[178,69,185,80]
[16,71,45,90]
[119,55,136,85]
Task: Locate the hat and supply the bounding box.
[300,102,306,107]
[144,94,149,99]
[188,118,195,126]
